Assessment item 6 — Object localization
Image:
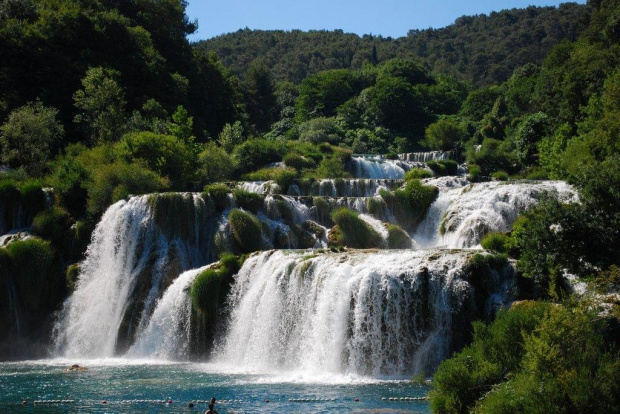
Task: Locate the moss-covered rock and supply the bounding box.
[404,168,433,180]
[233,189,265,212]
[190,253,244,315]
[32,207,71,243]
[329,207,382,249]
[387,224,413,249]
[229,208,263,253]
[203,183,231,211]
[65,263,80,293]
[381,179,438,230]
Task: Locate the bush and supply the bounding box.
[233,138,285,173]
[190,254,245,314]
[480,232,511,254]
[491,170,509,181]
[203,183,231,211]
[6,238,56,310]
[198,142,237,186]
[32,207,71,243]
[232,189,265,212]
[430,301,553,414]
[242,167,298,192]
[228,209,263,253]
[329,207,382,248]
[387,224,412,249]
[381,180,438,230]
[19,180,46,220]
[404,168,432,180]
[65,263,80,292]
[283,153,316,170]
[467,164,482,181]
[427,159,458,176]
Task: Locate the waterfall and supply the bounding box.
[351,157,407,179]
[128,266,210,360]
[413,180,578,248]
[215,249,513,376]
[53,194,216,358]
[399,151,452,163]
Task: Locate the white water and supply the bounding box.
[53,195,213,358]
[351,157,407,179]
[414,180,577,248]
[215,249,504,376]
[128,266,210,359]
[399,151,452,163]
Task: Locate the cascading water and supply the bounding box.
[128,265,211,360]
[215,249,512,376]
[351,157,408,179]
[413,179,578,248]
[53,194,216,358]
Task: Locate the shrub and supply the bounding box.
[6,238,55,310]
[427,160,458,176]
[232,189,264,212]
[381,180,438,230]
[190,254,245,314]
[491,170,509,181]
[242,167,298,193]
[228,209,263,253]
[233,138,285,173]
[32,207,71,243]
[387,224,412,249]
[467,164,482,182]
[404,168,433,180]
[430,301,553,414]
[65,263,80,292]
[481,232,511,254]
[198,142,237,186]
[283,153,316,170]
[203,183,231,211]
[329,207,382,248]
[19,180,46,220]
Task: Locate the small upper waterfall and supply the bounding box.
[215,249,514,376]
[399,151,453,163]
[351,156,408,179]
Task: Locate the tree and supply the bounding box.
[424,116,466,151]
[0,101,64,176]
[514,112,551,165]
[243,61,277,133]
[73,67,127,144]
[217,121,245,152]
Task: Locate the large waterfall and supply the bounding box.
[215,249,512,376]
[52,168,576,376]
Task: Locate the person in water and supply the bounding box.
[205,397,218,414]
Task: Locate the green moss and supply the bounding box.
[204,183,231,211]
[229,208,263,253]
[404,168,433,180]
[233,189,265,212]
[387,224,413,249]
[366,197,386,218]
[491,170,509,181]
[381,179,438,230]
[329,207,382,248]
[65,263,80,293]
[190,254,246,315]
[6,238,55,310]
[19,180,46,220]
[481,232,511,254]
[32,207,71,243]
[466,252,509,314]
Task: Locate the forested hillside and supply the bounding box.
[196,3,588,85]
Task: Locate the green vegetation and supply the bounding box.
[386,224,412,249]
[380,179,438,230]
[228,209,263,253]
[190,254,245,314]
[430,302,620,413]
[328,207,382,249]
[232,189,265,213]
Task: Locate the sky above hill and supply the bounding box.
[186,0,587,41]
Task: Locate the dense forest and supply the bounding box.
[197,3,588,86]
[1,0,619,411]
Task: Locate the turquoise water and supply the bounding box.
[0,360,431,413]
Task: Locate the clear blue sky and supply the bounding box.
[186,0,586,41]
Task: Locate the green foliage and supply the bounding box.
[481,232,511,254]
[430,301,553,413]
[490,170,509,181]
[217,121,245,153]
[32,207,71,244]
[242,167,298,192]
[382,179,439,230]
[190,254,245,314]
[424,116,467,151]
[297,117,344,144]
[198,142,237,186]
[514,112,551,165]
[329,207,383,249]
[65,263,80,293]
[232,189,265,213]
[233,138,285,173]
[87,161,168,215]
[73,67,127,144]
[404,168,433,180]
[5,238,55,310]
[19,180,46,220]
[427,160,458,176]
[377,58,433,85]
[467,138,519,176]
[120,131,198,188]
[386,223,412,249]
[203,183,231,211]
[283,153,316,170]
[0,101,64,176]
[167,105,195,145]
[243,61,277,133]
[228,209,263,253]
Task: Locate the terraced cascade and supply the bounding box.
[52,152,577,378]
